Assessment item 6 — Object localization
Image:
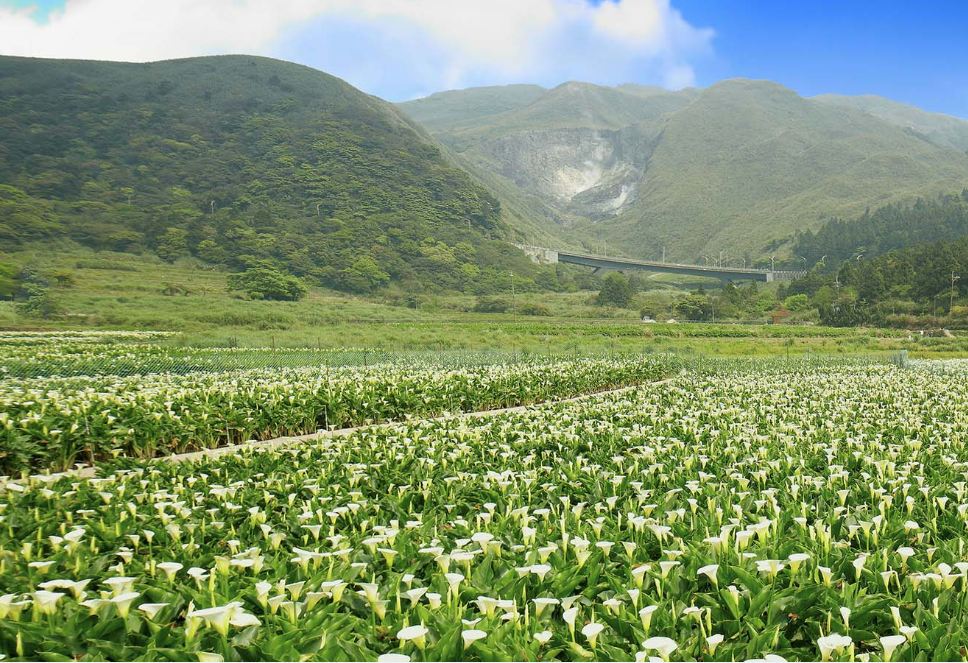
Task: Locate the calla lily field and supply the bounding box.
[0,349,677,473]
[0,344,966,660]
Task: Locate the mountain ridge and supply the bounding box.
[399,78,968,260]
[0,54,550,294]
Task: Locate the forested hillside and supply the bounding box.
[793,191,968,267]
[782,193,968,327]
[0,55,547,294]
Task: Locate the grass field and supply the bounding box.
[2,254,968,660]
[3,249,967,357]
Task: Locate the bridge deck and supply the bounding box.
[518,245,805,282]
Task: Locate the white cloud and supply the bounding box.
[592,0,665,45]
[0,0,713,94]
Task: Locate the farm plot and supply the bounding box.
[0,333,592,380]
[0,355,677,472]
[0,361,966,661]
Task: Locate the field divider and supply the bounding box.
[67,375,679,479]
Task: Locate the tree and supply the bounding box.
[156,227,190,262]
[596,273,633,307]
[338,256,390,293]
[227,263,306,301]
[783,294,810,312]
[14,266,63,318]
[675,293,713,321]
[0,262,16,300]
[196,239,228,265]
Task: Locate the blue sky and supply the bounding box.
[676,1,968,118]
[2,0,967,117]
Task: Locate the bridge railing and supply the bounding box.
[522,245,809,280]
[558,250,774,274]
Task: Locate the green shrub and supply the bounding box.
[783,293,811,312]
[473,296,511,313]
[227,264,306,301]
[517,302,552,316]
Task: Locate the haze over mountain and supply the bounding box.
[811,94,968,152]
[0,54,546,294]
[400,79,968,261]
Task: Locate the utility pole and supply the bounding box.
[770,256,775,272]
[316,203,321,217]
[210,200,215,214]
[662,246,666,262]
[510,271,515,314]
[951,270,961,313]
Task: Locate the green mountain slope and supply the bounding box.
[813,94,968,152]
[397,84,546,133]
[609,79,968,258]
[0,55,544,294]
[400,79,968,260]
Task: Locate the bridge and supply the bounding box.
[517,246,806,283]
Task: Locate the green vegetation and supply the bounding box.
[395,84,546,134]
[2,247,967,356]
[785,237,967,328]
[401,79,968,259]
[227,263,307,301]
[0,55,558,295]
[780,194,968,328]
[813,93,968,151]
[0,352,677,472]
[793,191,968,267]
[1,360,967,660]
[596,273,634,307]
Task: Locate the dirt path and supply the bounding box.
[64,375,677,478]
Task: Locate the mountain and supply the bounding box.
[398,84,546,133]
[399,79,968,260]
[0,55,546,294]
[813,94,968,152]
